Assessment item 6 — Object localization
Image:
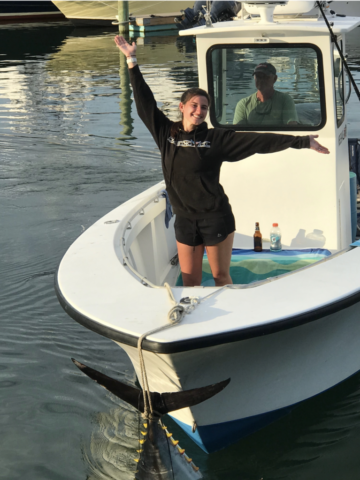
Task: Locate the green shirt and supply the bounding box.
[233,90,299,126]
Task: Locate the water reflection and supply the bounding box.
[0,23,72,63]
[204,371,360,480]
[118,52,133,137]
[84,402,139,480]
[42,29,198,144]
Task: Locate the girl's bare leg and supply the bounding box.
[206,232,234,286]
[177,241,205,287]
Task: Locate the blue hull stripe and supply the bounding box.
[171,369,360,453]
[171,405,293,453]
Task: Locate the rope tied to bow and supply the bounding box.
[137,283,200,419]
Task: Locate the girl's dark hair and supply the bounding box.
[170,87,211,138]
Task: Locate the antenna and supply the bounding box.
[203,1,213,27]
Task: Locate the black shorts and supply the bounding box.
[174,214,236,247]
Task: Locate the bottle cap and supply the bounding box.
[273,223,278,227]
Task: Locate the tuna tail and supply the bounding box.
[72,358,230,416]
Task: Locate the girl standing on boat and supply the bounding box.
[114,35,329,288]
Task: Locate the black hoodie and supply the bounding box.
[129,65,310,220]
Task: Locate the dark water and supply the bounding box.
[0,21,360,480]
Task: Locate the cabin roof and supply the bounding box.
[179,16,360,37]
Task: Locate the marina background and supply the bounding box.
[1,19,360,480]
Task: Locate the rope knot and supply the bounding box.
[168,304,186,324]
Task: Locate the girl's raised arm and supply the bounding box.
[114,35,137,68]
[113,35,171,145]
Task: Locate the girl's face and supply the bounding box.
[179,95,209,131]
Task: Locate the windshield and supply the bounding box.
[208,44,325,131]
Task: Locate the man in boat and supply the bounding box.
[233,62,299,126]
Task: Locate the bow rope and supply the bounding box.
[137,282,200,419]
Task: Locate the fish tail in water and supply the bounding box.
[71,358,230,415]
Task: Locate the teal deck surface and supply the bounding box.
[176,248,332,287]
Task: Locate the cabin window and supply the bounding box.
[333,41,345,128]
[212,48,225,122]
[207,44,325,131]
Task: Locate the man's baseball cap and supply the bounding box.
[252,62,277,76]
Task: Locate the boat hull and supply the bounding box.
[118,298,360,453]
[55,179,360,453]
[0,1,65,23]
[52,1,193,26]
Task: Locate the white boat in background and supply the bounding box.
[51,1,193,26]
[51,1,360,27]
[56,1,360,453]
[242,1,360,18]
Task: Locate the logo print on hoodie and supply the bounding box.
[167,137,211,148]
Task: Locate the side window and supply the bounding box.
[333,41,345,127]
[211,48,225,122]
[208,44,325,131]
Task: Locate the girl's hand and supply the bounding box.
[309,135,330,154]
[114,35,136,57]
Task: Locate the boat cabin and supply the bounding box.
[110,2,360,288]
[179,1,359,253]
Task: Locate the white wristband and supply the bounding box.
[127,57,137,64]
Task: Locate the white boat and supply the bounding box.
[56,1,360,453]
[51,1,193,26]
[51,1,360,27]
[241,0,360,18]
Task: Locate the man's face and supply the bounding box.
[254,72,277,91]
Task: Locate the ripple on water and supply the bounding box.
[84,404,140,480]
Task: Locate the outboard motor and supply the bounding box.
[176,1,241,29]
